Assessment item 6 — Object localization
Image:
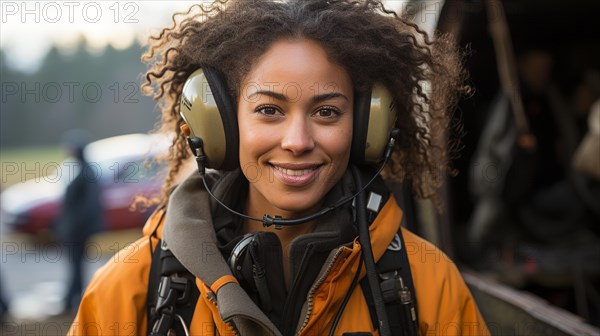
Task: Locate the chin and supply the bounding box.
[268,193,323,217]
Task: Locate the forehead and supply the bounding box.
[241,39,353,96]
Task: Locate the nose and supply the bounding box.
[281,113,315,155]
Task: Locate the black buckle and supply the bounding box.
[170,274,193,304]
[379,271,411,304]
[151,274,193,336]
[379,270,418,335]
[150,309,174,336]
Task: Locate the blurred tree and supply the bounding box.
[0,40,159,148]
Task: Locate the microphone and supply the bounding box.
[189,128,400,229]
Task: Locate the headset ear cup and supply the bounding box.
[179,67,239,170]
[351,84,396,165]
[350,91,372,165]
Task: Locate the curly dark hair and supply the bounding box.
[141,0,468,208]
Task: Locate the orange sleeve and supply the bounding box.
[402,228,490,336]
[67,236,155,336]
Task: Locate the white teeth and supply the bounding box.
[273,166,315,176]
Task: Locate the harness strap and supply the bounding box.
[147,240,162,334]
[147,240,200,336]
[360,226,419,336]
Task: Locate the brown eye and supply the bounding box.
[314,107,341,118]
[256,105,280,116]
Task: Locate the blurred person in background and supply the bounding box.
[0,277,7,321]
[53,129,104,314]
[0,184,8,321]
[468,44,600,321]
[470,47,600,252]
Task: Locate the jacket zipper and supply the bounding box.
[296,247,345,335]
[282,245,314,336]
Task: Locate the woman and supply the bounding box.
[69,1,489,335]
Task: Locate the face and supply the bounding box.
[238,39,353,217]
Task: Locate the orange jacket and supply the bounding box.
[69,196,489,335]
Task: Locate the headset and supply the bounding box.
[179,65,400,228]
[179,65,398,171]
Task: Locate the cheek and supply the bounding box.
[237,116,273,166]
[332,129,353,157]
[318,124,353,166]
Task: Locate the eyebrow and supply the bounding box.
[247,90,349,103]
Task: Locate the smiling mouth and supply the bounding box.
[271,166,318,176]
[269,163,323,186]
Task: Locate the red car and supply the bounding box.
[0,133,169,238]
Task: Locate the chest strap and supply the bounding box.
[360,227,419,336]
[148,240,200,336]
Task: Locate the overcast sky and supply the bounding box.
[0,1,438,73]
[0,1,198,72]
